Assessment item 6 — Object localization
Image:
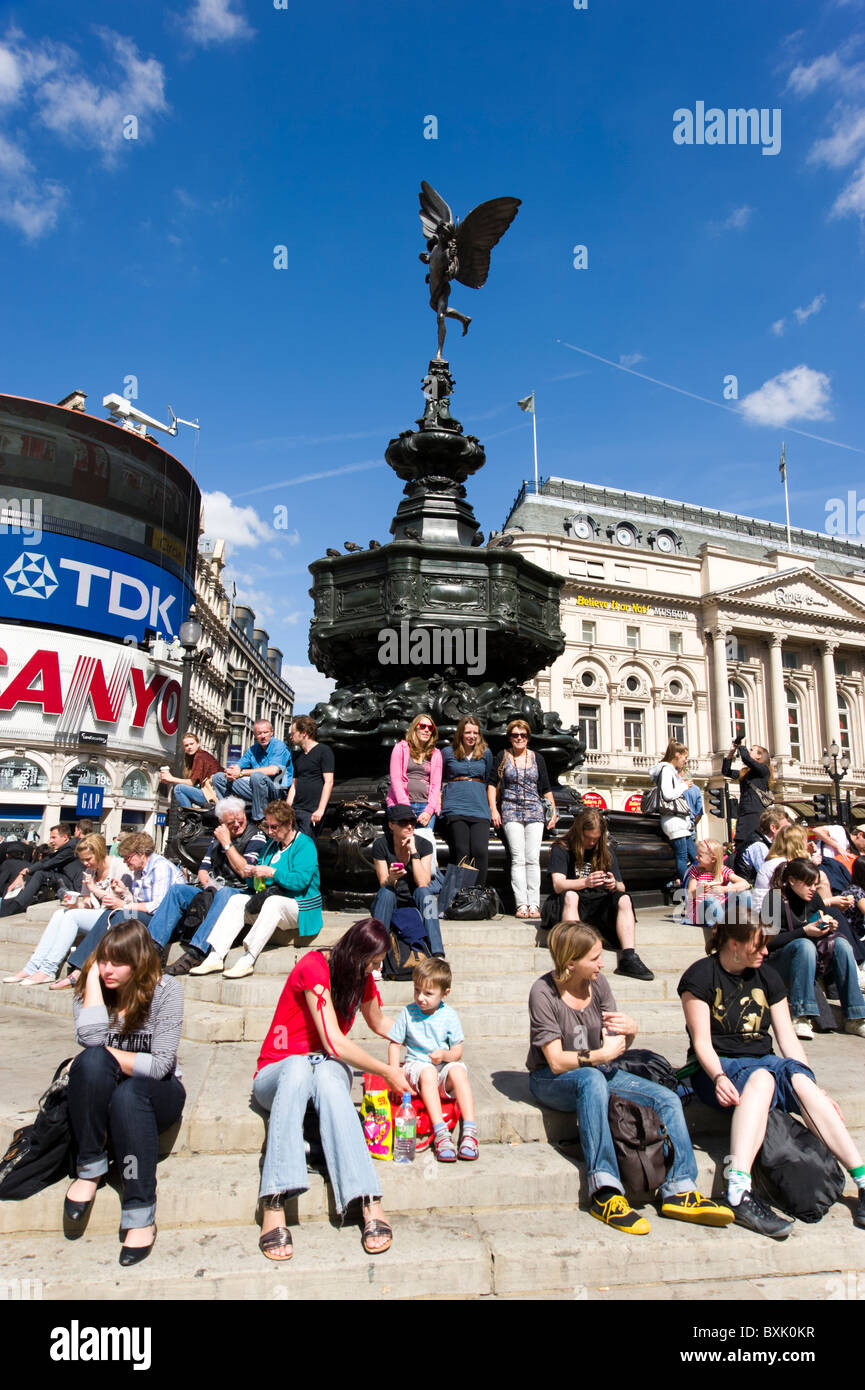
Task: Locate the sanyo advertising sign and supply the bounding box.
[0,629,181,756]
[0,533,193,643]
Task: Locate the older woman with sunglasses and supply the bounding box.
[493,719,557,919]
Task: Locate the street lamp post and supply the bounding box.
[166,607,204,850]
[822,741,851,826]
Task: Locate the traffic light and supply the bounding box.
[812,792,830,819]
[707,786,726,818]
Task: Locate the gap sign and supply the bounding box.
[76,785,104,817]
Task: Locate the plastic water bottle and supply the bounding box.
[393,1093,417,1163]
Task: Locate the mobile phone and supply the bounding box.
[391,861,404,872]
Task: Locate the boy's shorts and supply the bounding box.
[403,1056,467,1098]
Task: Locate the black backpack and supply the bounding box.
[752,1110,844,1222]
[0,1058,76,1200]
[607,1093,671,1198]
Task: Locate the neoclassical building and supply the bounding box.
[503,478,865,827]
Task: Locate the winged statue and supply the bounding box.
[418,181,521,359]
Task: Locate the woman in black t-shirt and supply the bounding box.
[678,916,865,1239]
[721,741,773,876]
[541,808,653,982]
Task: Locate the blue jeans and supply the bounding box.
[371,883,444,955]
[253,1054,379,1215]
[68,1046,185,1228]
[173,785,210,809]
[68,909,153,971]
[771,936,865,1020]
[212,771,283,822]
[146,882,242,953]
[670,835,698,881]
[529,1064,698,1198]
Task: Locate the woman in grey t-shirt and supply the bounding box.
[527,921,732,1236]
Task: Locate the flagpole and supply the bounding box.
[532,397,539,495]
[780,441,791,547]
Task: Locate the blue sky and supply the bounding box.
[2,0,864,706]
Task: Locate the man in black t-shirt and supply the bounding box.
[287,716,335,839]
[371,806,444,956]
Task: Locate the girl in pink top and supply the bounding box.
[685,839,750,926]
[387,714,443,830]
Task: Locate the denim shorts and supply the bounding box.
[693,1053,815,1115]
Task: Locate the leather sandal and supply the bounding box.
[361,1203,392,1255]
[259,1226,294,1261]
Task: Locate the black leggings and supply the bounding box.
[446,817,491,886]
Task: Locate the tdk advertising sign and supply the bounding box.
[1,534,193,642]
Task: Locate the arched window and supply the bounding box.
[61,762,111,792]
[728,681,747,743]
[787,688,801,761]
[838,694,851,759]
[121,770,151,799]
[0,758,48,792]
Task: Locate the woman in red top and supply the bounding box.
[253,918,409,1261]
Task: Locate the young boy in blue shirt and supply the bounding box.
[388,957,478,1161]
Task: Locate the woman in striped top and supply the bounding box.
[65,920,185,1266]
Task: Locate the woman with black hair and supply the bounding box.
[253,918,410,1262]
[762,858,865,1042]
[65,920,185,1265]
[722,740,773,876]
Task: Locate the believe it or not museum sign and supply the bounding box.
[575,594,689,620]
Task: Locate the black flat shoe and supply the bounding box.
[63,1178,103,1239]
[119,1226,157,1267]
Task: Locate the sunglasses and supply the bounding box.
[510,732,528,740]
[416,723,434,731]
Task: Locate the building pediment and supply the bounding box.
[707,567,865,624]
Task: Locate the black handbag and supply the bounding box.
[243,885,284,921]
[444,886,504,921]
[752,1110,844,1222]
[0,1058,76,1200]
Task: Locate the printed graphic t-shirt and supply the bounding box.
[677,955,787,1059]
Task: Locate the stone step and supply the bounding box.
[4,1115,864,1239]
[474,1199,865,1300]
[0,1212,493,1300]
[1,1195,862,1301]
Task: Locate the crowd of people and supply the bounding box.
[4,718,865,1268]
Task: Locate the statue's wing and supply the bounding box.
[454,197,521,288]
[419,181,453,240]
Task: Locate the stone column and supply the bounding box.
[709,626,730,753]
[652,688,667,756]
[768,634,791,760]
[820,641,841,752]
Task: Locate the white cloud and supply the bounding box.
[787,53,849,96]
[808,107,865,168]
[724,205,752,230]
[771,318,786,337]
[184,0,254,46]
[618,353,645,368]
[201,491,273,549]
[0,44,21,103]
[830,156,865,218]
[793,293,826,324]
[0,132,66,239]
[281,664,335,712]
[740,365,832,427]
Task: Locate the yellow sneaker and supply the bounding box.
[660,1191,734,1226]
[589,1192,650,1234]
